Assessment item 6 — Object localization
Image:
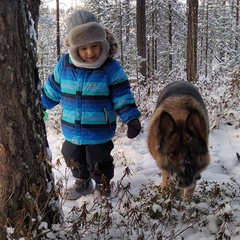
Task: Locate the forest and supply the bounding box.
[38,0,240,127]
[0,0,240,239]
[39,0,240,81]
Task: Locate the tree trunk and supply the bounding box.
[236,0,239,51]
[119,0,124,64]
[136,0,147,82]
[168,2,173,71]
[56,0,61,60]
[205,1,209,78]
[187,0,198,83]
[150,0,156,77]
[0,1,61,239]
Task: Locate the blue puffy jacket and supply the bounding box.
[41,54,140,145]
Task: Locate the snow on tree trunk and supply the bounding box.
[0,0,61,238]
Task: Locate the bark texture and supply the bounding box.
[0,1,60,238]
[187,0,198,83]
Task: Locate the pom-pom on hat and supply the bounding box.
[65,10,109,69]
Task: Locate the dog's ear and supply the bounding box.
[159,112,175,139]
[186,110,206,139]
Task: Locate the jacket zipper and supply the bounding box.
[103,108,112,131]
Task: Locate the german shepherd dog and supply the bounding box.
[147,81,210,197]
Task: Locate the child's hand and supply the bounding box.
[127,119,141,138]
[43,110,48,121]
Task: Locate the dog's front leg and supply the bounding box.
[161,171,170,189]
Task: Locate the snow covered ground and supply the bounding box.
[45,99,240,239]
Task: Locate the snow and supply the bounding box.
[45,94,240,239]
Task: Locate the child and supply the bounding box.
[41,9,141,200]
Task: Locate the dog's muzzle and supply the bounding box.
[172,173,201,188]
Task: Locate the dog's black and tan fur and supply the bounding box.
[147,81,210,197]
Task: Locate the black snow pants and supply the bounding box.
[61,140,114,184]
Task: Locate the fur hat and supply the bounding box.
[65,10,109,69]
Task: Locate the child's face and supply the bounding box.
[77,42,102,63]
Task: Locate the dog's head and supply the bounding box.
[157,110,210,188]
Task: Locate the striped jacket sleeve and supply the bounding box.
[107,60,140,123]
[41,57,63,110]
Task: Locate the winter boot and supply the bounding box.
[95,181,111,198]
[64,178,94,200]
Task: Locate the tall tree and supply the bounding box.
[136,0,147,81]
[168,2,173,71]
[187,0,198,82]
[0,1,61,239]
[147,0,158,78]
[56,0,61,60]
[236,0,239,51]
[118,0,124,64]
[205,1,209,77]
